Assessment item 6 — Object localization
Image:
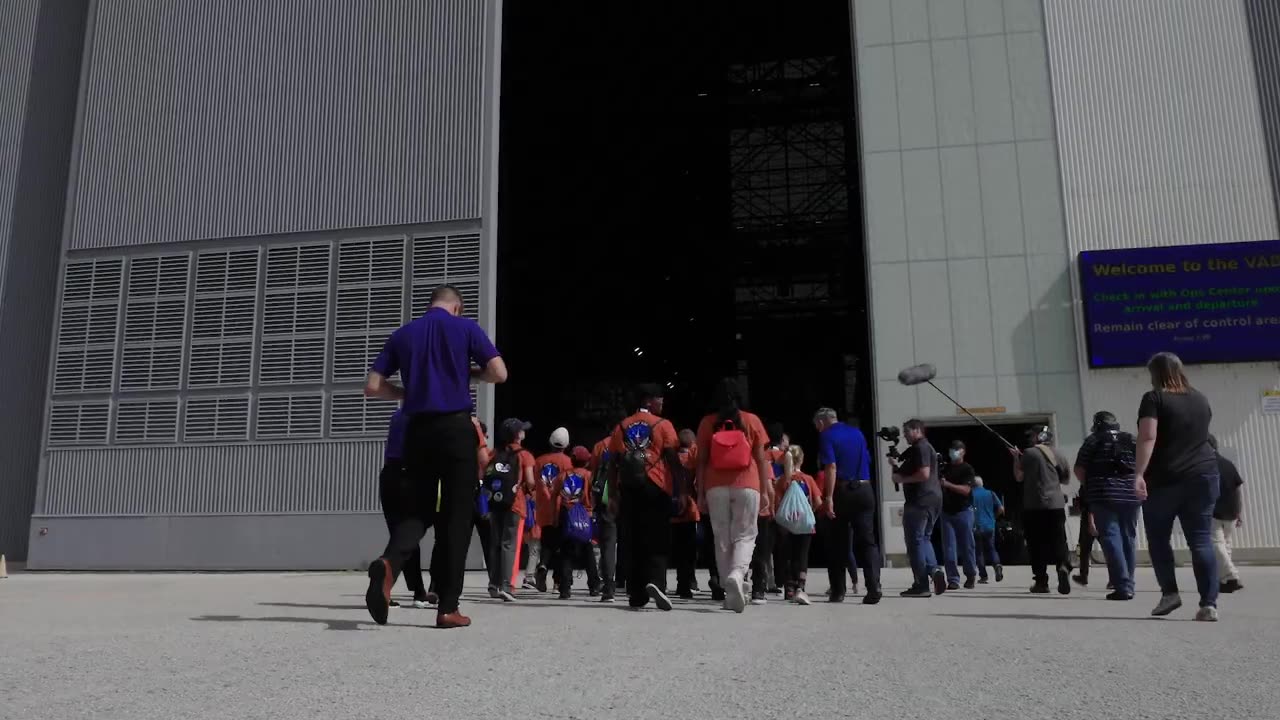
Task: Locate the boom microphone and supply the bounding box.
[896,363,1016,451]
[897,364,937,386]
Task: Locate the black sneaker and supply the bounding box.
[963,577,976,590]
[589,585,601,598]
[1057,568,1072,595]
[946,581,960,591]
[768,586,783,596]
[677,588,695,600]
[994,565,1004,583]
[365,558,392,626]
[558,590,572,600]
[931,568,947,595]
[1072,573,1088,587]
[750,591,768,606]
[711,587,726,602]
[646,583,673,611]
[862,589,882,605]
[828,592,846,603]
[600,592,615,603]
[978,577,989,584]
[1106,590,1133,601]
[1030,582,1051,594]
[535,567,548,593]
[900,585,932,598]
[389,600,401,608]
[1220,578,1243,594]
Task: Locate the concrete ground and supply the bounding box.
[1,566,1278,720]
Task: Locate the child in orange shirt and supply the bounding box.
[485,418,537,602]
[554,446,603,599]
[529,427,573,592]
[776,445,822,605]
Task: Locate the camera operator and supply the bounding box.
[1011,425,1072,595]
[892,419,946,597]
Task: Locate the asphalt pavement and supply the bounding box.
[2,565,1277,719]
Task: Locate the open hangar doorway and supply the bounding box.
[922,415,1062,567]
[494,0,875,475]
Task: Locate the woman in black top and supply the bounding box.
[1133,352,1220,621]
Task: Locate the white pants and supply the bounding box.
[707,487,760,583]
[525,538,541,577]
[1212,519,1239,582]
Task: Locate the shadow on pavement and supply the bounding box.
[934,612,1164,622]
[191,614,436,631]
[259,602,368,611]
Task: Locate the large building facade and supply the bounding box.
[1,0,1277,568]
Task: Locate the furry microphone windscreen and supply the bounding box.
[897,364,937,386]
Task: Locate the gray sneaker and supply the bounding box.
[1194,606,1219,622]
[1151,592,1183,617]
[498,589,517,603]
[487,586,500,599]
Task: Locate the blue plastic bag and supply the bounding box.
[525,497,536,530]
[776,480,816,535]
[564,503,593,545]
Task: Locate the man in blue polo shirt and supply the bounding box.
[364,285,507,629]
[814,407,881,605]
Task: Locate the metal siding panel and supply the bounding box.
[1045,0,1280,550]
[44,441,383,516]
[66,0,486,251]
[0,0,39,299]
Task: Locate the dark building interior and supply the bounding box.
[496,1,871,468]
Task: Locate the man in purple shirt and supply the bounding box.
[363,285,507,629]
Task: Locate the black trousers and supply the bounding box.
[1023,508,1070,584]
[557,509,602,593]
[595,510,618,593]
[1077,504,1095,579]
[699,515,720,588]
[383,411,479,615]
[823,481,881,595]
[378,462,427,596]
[621,480,671,607]
[671,521,698,592]
[541,524,563,587]
[750,516,774,594]
[777,530,813,589]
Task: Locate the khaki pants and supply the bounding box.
[1211,518,1239,582]
[707,487,760,583]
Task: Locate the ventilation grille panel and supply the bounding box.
[183,396,251,442]
[48,402,111,446]
[114,399,179,444]
[410,233,481,320]
[330,391,400,438]
[255,393,324,440]
[53,259,123,394]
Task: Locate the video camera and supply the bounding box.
[875,426,901,460]
[875,426,903,492]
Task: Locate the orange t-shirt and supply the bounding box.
[590,437,610,475]
[696,411,769,495]
[671,445,701,523]
[777,469,822,511]
[493,443,535,519]
[533,451,573,527]
[555,467,594,513]
[608,411,678,495]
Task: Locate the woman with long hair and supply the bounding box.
[695,378,773,613]
[1134,352,1220,620]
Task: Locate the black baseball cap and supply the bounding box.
[497,418,532,444]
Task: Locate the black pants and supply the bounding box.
[823,481,881,594]
[1077,505,1095,579]
[1023,508,1070,584]
[699,515,720,589]
[595,511,618,593]
[474,510,492,568]
[541,524,563,587]
[671,521,698,593]
[621,480,671,607]
[383,411,479,615]
[378,462,427,596]
[771,522,785,589]
[777,530,813,590]
[750,516,774,594]
[557,511,602,594]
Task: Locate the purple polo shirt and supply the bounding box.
[385,409,407,460]
[370,307,499,415]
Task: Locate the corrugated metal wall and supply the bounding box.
[0,0,39,299]
[43,441,382,515]
[65,0,486,250]
[1045,0,1280,550]
[853,0,1084,552]
[0,0,41,560]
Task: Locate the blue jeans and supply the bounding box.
[902,503,940,587]
[1091,501,1140,595]
[941,508,977,583]
[1143,473,1219,608]
[974,529,1000,577]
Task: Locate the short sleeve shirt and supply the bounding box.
[1021,445,1070,510]
[370,308,500,415]
[1138,388,1216,484]
[942,462,976,514]
[897,438,942,507]
[695,411,769,494]
[609,412,679,495]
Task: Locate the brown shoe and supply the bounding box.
[366,558,392,626]
[435,611,472,629]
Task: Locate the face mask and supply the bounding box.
[949,450,962,461]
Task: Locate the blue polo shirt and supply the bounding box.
[371,307,500,415]
[818,422,871,483]
[972,486,1002,532]
[385,409,407,461]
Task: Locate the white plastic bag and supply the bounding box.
[776,481,816,535]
